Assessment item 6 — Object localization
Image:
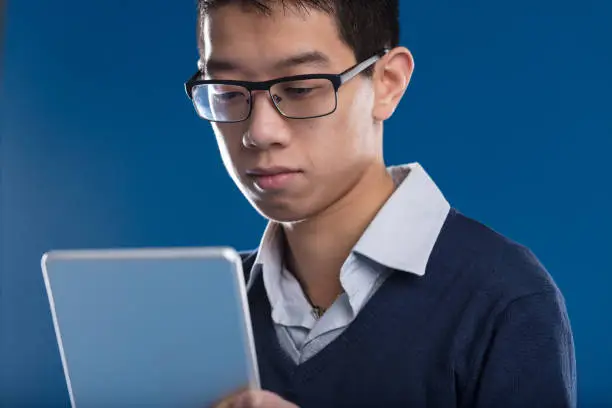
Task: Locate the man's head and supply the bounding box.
[196,0,400,77]
[189,0,413,222]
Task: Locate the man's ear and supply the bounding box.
[372,47,414,122]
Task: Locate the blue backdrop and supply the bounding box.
[1,0,610,406]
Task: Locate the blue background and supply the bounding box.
[1,0,610,406]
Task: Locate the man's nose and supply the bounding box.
[243,91,291,150]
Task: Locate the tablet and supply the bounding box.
[41,247,260,408]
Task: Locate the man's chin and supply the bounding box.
[255,207,308,224]
[250,200,312,224]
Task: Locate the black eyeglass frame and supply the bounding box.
[184,49,389,123]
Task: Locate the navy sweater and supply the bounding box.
[241,209,576,407]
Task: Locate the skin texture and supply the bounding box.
[213,388,299,408]
[200,3,414,407]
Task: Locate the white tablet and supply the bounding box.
[41,247,260,408]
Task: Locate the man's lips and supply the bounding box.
[246,167,302,191]
[245,166,301,176]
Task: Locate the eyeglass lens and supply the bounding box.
[191,78,337,122]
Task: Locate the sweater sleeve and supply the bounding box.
[471,290,577,408]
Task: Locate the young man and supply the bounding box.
[184,1,577,407]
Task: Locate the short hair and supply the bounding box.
[196,0,400,75]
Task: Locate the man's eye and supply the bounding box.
[284,87,314,96]
[214,92,242,102]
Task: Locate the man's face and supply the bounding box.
[201,4,384,222]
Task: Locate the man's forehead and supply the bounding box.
[200,1,339,48]
[203,1,329,20]
[196,3,355,78]
[198,49,334,77]
[201,1,320,31]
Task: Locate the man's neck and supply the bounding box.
[281,162,396,309]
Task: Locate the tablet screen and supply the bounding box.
[42,248,259,408]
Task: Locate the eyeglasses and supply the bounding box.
[184,49,389,123]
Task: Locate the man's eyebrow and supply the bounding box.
[204,51,332,75]
[273,51,331,70]
[203,58,237,75]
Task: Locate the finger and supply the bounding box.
[230,389,266,408]
[211,386,249,408]
[236,390,298,408]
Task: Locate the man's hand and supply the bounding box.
[214,389,299,408]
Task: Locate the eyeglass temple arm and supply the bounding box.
[339,49,390,84]
[185,66,204,98]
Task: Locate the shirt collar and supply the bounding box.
[247,222,283,291]
[247,162,450,288]
[352,162,450,275]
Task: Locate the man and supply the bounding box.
[184,1,576,407]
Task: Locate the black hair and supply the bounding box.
[196,0,400,75]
